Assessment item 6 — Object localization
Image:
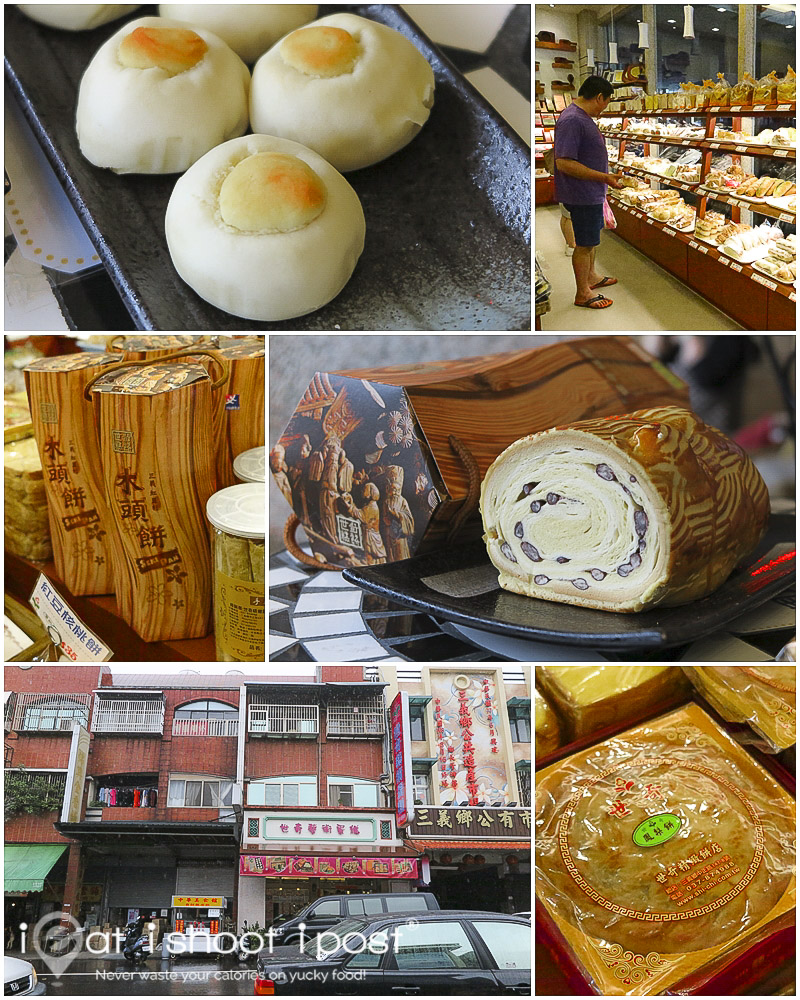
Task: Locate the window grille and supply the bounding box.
[10,693,92,733]
[4,769,68,792]
[91,698,164,734]
[517,767,531,807]
[327,696,385,736]
[248,703,319,736]
[172,718,239,737]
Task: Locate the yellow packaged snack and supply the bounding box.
[535,702,796,996]
[681,666,795,752]
[754,70,779,104]
[535,666,687,741]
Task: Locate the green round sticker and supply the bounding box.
[632,812,681,847]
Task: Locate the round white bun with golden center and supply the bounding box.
[158,4,318,64]
[165,134,366,321]
[250,12,434,172]
[76,16,250,174]
[18,5,141,31]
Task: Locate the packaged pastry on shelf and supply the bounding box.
[753,70,779,104]
[729,72,757,105]
[536,666,687,741]
[535,687,562,757]
[776,65,796,102]
[4,436,52,563]
[681,666,795,752]
[480,407,769,613]
[535,702,796,996]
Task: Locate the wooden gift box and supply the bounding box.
[88,359,219,642]
[24,352,122,595]
[211,337,265,490]
[109,334,206,362]
[272,336,690,570]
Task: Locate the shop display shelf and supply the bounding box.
[535,40,577,51]
[599,105,796,117]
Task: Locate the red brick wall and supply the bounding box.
[4,665,106,694]
[5,733,74,769]
[5,811,72,845]
[318,666,365,682]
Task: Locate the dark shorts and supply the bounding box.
[562,203,604,248]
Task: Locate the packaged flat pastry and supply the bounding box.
[536,666,687,741]
[535,687,562,757]
[777,65,796,102]
[682,666,795,753]
[710,72,731,106]
[4,436,52,562]
[754,70,779,104]
[480,407,769,613]
[535,702,796,996]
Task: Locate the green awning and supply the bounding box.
[5,844,67,893]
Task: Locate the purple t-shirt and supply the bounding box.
[554,104,608,205]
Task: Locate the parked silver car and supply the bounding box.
[4,957,46,996]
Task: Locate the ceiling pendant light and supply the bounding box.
[684,5,696,39]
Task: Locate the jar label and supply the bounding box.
[214,570,265,661]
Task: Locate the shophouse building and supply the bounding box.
[380,666,531,914]
[4,666,263,940]
[237,666,420,928]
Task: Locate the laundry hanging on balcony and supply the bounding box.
[97,785,158,807]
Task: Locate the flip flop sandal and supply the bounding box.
[574,294,613,309]
[590,276,618,289]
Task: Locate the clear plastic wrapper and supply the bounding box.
[681,666,796,753]
[535,666,687,741]
[535,687,561,757]
[535,703,796,996]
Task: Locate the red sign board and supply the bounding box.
[239,855,418,879]
[390,691,414,827]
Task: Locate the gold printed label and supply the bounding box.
[112,430,135,454]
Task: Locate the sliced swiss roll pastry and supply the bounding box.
[480,407,770,613]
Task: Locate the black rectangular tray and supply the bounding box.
[4,4,531,331]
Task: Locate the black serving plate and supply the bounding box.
[4,4,531,331]
[342,513,795,650]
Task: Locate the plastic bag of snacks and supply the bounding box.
[681,666,795,753]
[710,72,731,106]
[535,702,796,996]
[754,69,779,104]
[777,65,796,101]
[730,71,757,105]
[696,79,715,108]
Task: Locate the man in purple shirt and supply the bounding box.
[555,76,623,309]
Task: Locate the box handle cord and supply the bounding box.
[283,514,340,571]
[447,434,481,541]
[82,348,229,401]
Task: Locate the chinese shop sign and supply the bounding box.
[239,855,418,879]
[171,896,225,908]
[408,807,531,840]
[390,691,414,827]
[263,817,379,842]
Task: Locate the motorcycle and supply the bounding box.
[122,919,152,964]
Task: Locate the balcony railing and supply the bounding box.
[327,699,385,737]
[248,703,318,736]
[8,693,92,733]
[172,718,239,737]
[91,699,164,734]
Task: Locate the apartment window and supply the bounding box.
[11,694,92,733]
[328,776,379,808]
[409,704,426,742]
[248,776,317,807]
[173,700,238,737]
[92,697,164,734]
[167,775,234,807]
[248,703,318,736]
[508,705,531,744]
[326,695,385,737]
[412,771,430,806]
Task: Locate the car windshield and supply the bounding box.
[301,917,370,957]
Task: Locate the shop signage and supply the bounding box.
[171,896,225,908]
[408,806,531,840]
[263,817,378,842]
[390,691,413,827]
[240,855,418,880]
[61,724,91,823]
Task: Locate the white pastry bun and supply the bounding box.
[17,5,140,31]
[158,4,318,64]
[76,16,250,174]
[165,134,366,321]
[250,12,435,172]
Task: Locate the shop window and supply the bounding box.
[508,705,531,743]
[248,775,317,806]
[409,704,426,741]
[412,771,430,806]
[392,920,479,970]
[328,776,379,808]
[167,775,233,807]
[654,4,738,92]
[472,921,531,970]
[172,700,238,737]
[756,6,796,78]
[598,5,643,74]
